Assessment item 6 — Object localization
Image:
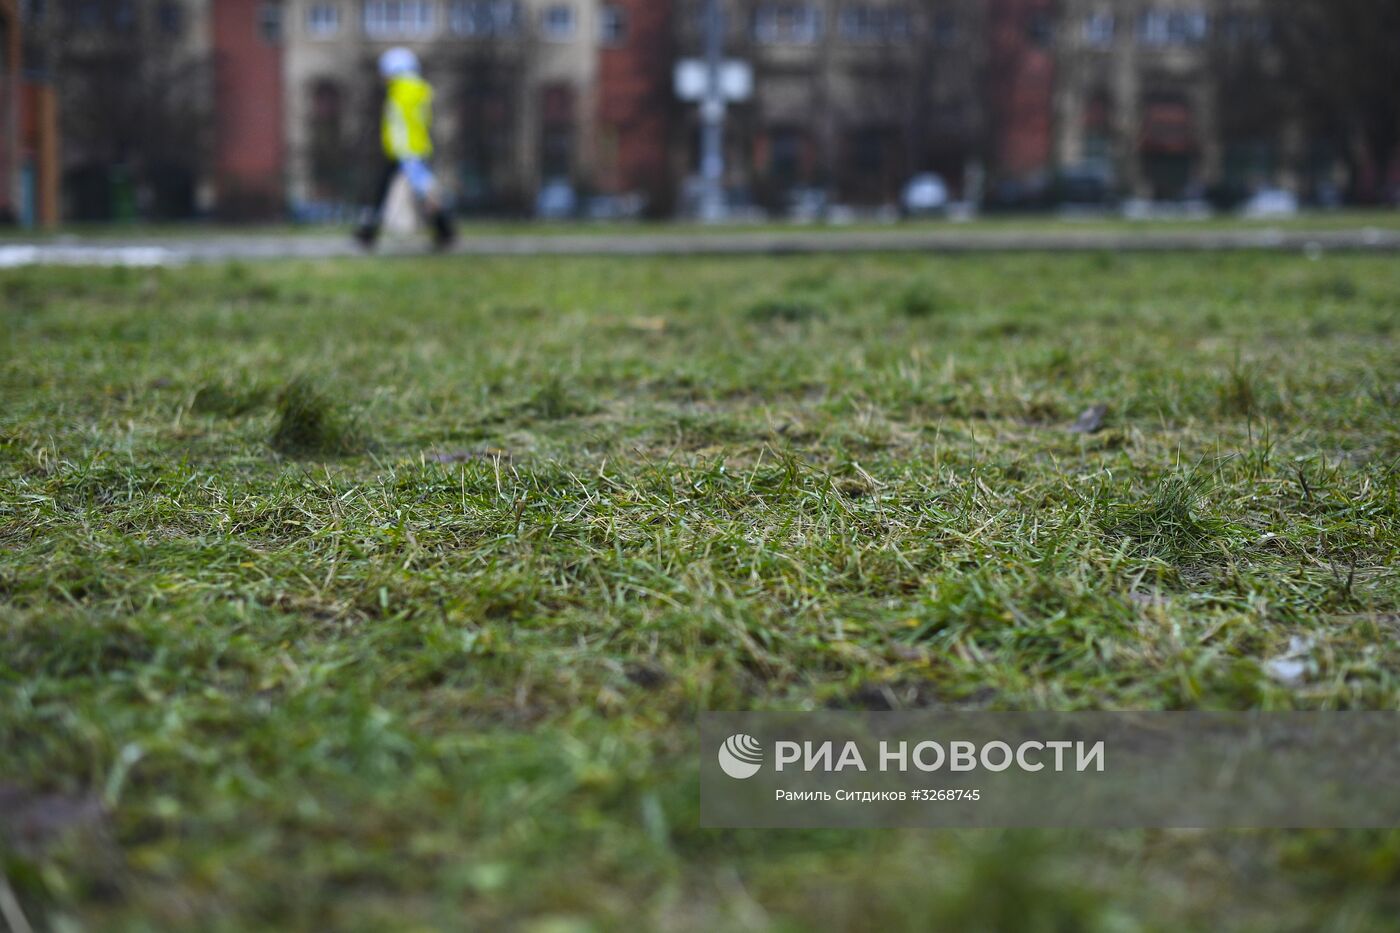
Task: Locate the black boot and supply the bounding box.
[353,222,379,251]
[431,211,456,251]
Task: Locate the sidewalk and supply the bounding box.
[3,226,1399,266]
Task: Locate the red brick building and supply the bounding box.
[987,0,1056,188]
[596,0,676,213]
[212,0,286,218]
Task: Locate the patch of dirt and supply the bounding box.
[424,448,512,465]
[1335,613,1400,633]
[624,661,671,690]
[0,783,108,856]
[828,680,998,711]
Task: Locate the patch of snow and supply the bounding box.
[0,245,176,268]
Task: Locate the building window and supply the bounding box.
[929,10,956,47]
[850,126,893,178]
[309,79,350,201]
[1083,133,1113,164]
[1082,92,1113,166]
[157,0,185,35]
[1139,9,1207,46]
[541,127,573,177]
[838,6,872,42]
[599,4,627,45]
[1221,12,1270,45]
[687,5,728,39]
[72,0,101,29]
[307,2,342,37]
[754,3,821,44]
[364,0,436,39]
[838,5,909,43]
[1083,11,1113,46]
[1225,139,1279,191]
[258,1,284,42]
[449,0,520,37]
[768,127,805,186]
[113,0,136,31]
[1139,10,1168,44]
[540,3,575,41]
[1171,10,1207,43]
[1026,9,1053,46]
[540,83,575,177]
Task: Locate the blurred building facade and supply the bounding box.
[671,0,987,212]
[13,0,1397,221]
[272,0,681,217]
[1,0,59,226]
[21,0,211,221]
[279,0,620,216]
[213,0,286,218]
[1050,0,1333,205]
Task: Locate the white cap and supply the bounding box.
[379,48,420,79]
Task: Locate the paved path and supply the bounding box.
[2,226,1399,266]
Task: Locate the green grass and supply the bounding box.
[2,253,1399,931]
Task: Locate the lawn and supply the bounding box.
[2,252,1398,931]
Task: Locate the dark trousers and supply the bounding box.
[357,158,454,246]
[368,158,402,217]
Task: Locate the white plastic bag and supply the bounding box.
[382,172,421,238]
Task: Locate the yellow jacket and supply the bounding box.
[382,75,434,160]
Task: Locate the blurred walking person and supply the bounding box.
[355,48,456,250]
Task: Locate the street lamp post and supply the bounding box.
[699,0,725,222]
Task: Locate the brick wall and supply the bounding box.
[596,0,674,212]
[987,0,1056,182]
[213,0,285,218]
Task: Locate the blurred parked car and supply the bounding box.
[1241,187,1300,219]
[900,173,950,217]
[535,179,578,220]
